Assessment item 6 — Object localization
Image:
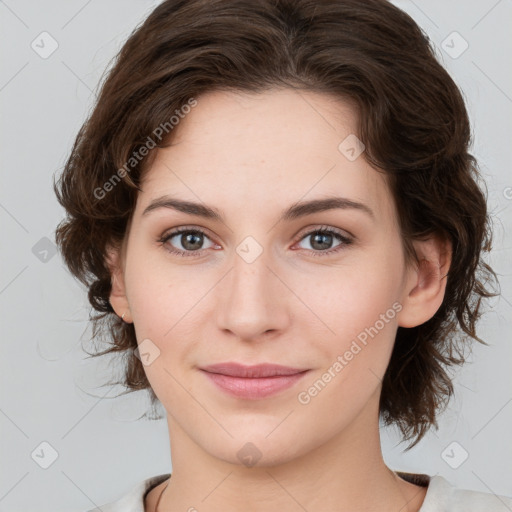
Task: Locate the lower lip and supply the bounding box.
[201,370,310,399]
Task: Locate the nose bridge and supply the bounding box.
[216,239,289,339]
[231,246,269,296]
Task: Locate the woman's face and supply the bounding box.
[110,88,435,467]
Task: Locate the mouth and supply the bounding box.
[199,362,310,400]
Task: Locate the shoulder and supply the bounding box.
[84,473,171,512]
[421,474,512,512]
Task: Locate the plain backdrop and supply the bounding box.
[1,1,511,510]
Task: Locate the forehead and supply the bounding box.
[136,89,396,226]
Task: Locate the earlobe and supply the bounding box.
[396,235,452,329]
[105,246,132,323]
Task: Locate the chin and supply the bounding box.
[198,430,310,469]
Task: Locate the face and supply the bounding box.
[109,88,441,467]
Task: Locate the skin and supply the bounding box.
[108,88,451,512]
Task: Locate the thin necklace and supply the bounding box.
[154,480,169,512]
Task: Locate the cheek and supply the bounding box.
[290,247,404,383]
[294,270,401,426]
[297,249,403,334]
[124,247,206,334]
[123,252,212,384]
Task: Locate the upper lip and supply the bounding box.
[200,363,309,378]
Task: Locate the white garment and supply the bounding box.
[86,472,512,511]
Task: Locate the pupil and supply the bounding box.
[312,232,331,250]
[183,232,202,250]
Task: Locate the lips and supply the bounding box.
[200,362,308,378]
[199,362,310,399]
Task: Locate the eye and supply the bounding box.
[294,226,353,256]
[158,227,218,257]
[158,225,354,258]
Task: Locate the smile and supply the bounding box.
[199,363,311,399]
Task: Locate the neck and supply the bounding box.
[157,392,426,512]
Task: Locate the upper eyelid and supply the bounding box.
[162,225,216,239]
[295,224,353,240]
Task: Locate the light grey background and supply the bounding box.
[1,1,511,511]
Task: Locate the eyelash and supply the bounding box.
[157,225,354,258]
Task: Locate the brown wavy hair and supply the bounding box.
[53,0,498,447]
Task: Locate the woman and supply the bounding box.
[54,0,511,510]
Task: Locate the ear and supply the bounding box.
[105,245,132,323]
[396,234,452,328]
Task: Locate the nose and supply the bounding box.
[215,248,291,341]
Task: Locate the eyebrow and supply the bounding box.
[141,195,375,222]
